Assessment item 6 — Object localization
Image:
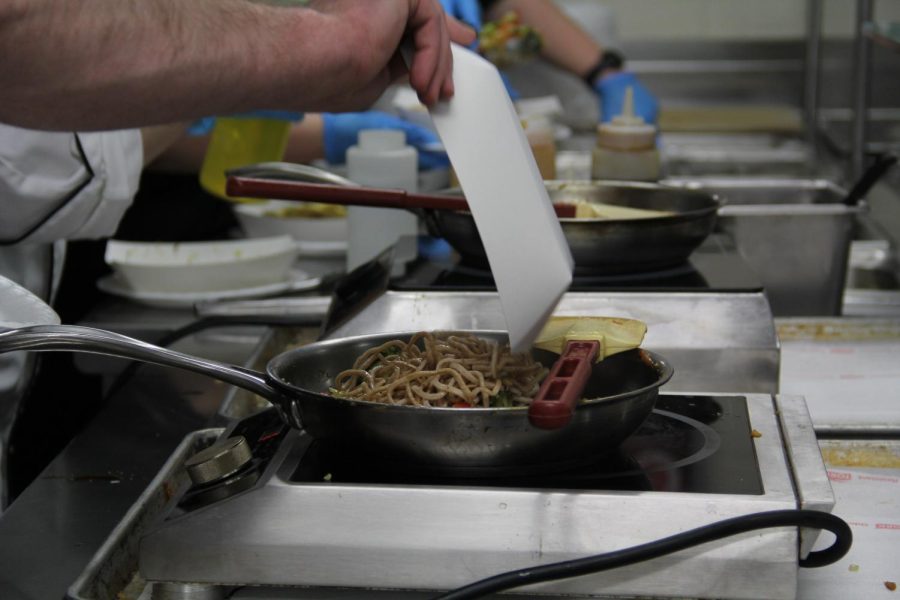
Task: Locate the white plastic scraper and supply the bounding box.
[426,44,574,351]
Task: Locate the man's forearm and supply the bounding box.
[1,0,297,129]
[140,123,190,167]
[1,0,472,131]
[0,0,360,130]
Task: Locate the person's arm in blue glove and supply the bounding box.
[438,0,522,100]
[483,0,658,123]
[187,110,303,136]
[148,111,450,173]
[438,0,483,33]
[285,112,449,171]
[593,70,658,124]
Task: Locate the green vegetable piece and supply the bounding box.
[491,389,513,407]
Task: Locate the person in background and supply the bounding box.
[159,111,449,173]
[294,112,451,170]
[0,0,475,512]
[439,0,658,124]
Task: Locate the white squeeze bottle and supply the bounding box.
[591,86,660,181]
[346,129,419,273]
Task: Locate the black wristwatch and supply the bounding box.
[583,49,625,86]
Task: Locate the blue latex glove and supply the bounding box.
[437,0,521,100]
[499,71,520,101]
[594,71,659,124]
[438,0,482,31]
[187,110,303,136]
[322,111,450,170]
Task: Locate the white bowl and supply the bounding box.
[104,236,300,293]
[233,200,349,246]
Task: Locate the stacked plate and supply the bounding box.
[99,236,319,308]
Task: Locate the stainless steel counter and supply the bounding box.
[328,290,781,394]
[2,125,899,596]
[0,330,263,600]
[0,312,896,599]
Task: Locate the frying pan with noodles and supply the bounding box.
[0,326,672,474]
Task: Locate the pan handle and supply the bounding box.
[0,325,282,402]
[225,161,358,187]
[843,152,897,206]
[528,340,600,430]
[225,177,579,218]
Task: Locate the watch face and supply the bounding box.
[602,50,624,71]
[585,50,625,85]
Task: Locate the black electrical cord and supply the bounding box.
[432,509,852,600]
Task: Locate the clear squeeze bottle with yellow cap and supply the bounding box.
[591,86,660,181]
[199,116,292,201]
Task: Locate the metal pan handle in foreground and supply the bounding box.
[0,325,280,401]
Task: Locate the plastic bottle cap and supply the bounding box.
[611,86,644,127]
[596,85,656,151]
[358,129,406,151]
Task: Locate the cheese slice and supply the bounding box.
[574,202,673,220]
[534,316,647,362]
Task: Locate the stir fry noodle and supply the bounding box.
[330,332,548,408]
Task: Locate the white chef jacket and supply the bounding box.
[0,124,143,244]
[0,123,144,510]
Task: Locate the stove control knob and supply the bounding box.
[185,436,253,486]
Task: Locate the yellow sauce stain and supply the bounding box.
[819,444,900,469]
[777,320,900,342]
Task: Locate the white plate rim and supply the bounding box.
[96,269,320,308]
[295,240,347,257]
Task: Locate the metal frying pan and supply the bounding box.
[0,326,672,474]
[225,164,720,275]
[432,180,722,274]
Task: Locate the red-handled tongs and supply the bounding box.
[527,316,648,430]
[225,177,577,219]
[528,340,600,430]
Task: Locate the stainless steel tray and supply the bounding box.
[66,428,224,600]
[665,177,862,316]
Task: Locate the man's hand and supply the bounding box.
[406,0,478,105]
[0,0,474,131]
[302,0,475,111]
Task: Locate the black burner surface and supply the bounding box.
[289,395,763,495]
[392,234,762,293]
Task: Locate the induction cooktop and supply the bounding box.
[392,234,763,293]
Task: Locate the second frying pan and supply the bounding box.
[227,166,721,275]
